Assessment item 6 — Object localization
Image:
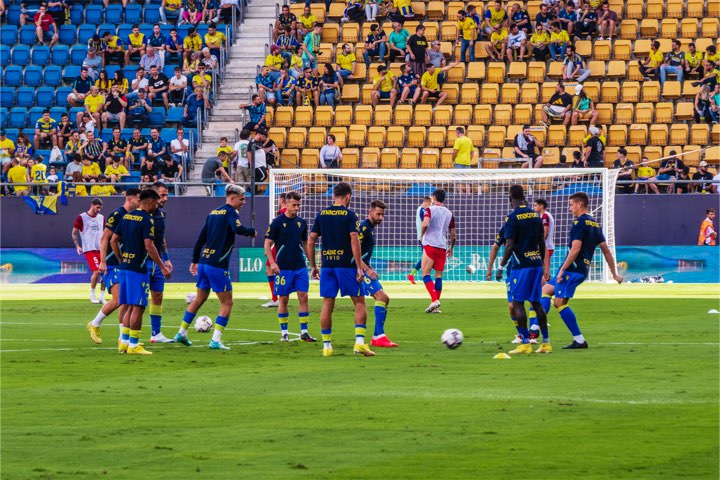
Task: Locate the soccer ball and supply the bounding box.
[441,328,464,349]
[466,264,477,274]
[194,316,213,333]
[185,292,197,304]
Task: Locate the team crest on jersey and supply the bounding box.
[283,223,286,227]
[297,222,301,228]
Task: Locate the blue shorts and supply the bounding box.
[147,260,165,292]
[275,268,310,296]
[379,91,391,99]
[505,277,513,303]
[119,269,150,306]
[103,265,120,291]
[655,174,672,181]
[548,270,586,299]
[196,263,232,293]
[508,266,544,303]
[361,273,383,297]
[453,163,470,169]
[319,267,362,298]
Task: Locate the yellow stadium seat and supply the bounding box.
[568,126,587,146]
[634,103,654,124]
[289,4,303,18]
[348,124,367,147]
[480,83,500,105]
[588,61,606,79]
[686,0,704,17]
[414,104,433,127]
[314,106,334,127]
[474,42,491,60]
[682,81,700,99]
[334,105,353,127]
[474,104,493,125]
[400,148,419,169]
[427,127,447,148]
[513,105,533,125]
[660,19,678,39]
[621,82,640,102]
[367,126,387,148]
[615,104,635,125]
[520,83,539,104]
[386,126,405,148]
[682,145,702,166]
[526,1,542,17]
[646,0,663,19]
[441,84,459,105]
[629,124,648,145]
[608,125,627,146]
[361,147,380,169]
[295,106,314,127]
[594,41,612,61]
[434,106,453,126]
[274,107,294,128]
[447,63,466,83]
[487,126,506,147]
[701,19,719,38]
[487,63,506,83]
[693,38,714,53]
[527,62,546,83]
[641,81,661,102]
[613,40,632,61]
[606,61,626,80]
[354,105,373,126]
[501,146,517,160]
[601,81,620,103]
[528,126,546,146]
[280,148,300,167]
[341,148,359,168]
[540,82,557,103]
[317,44,333,64]
[669,124,688,144]
[300,149,319,169]
[508,62,527,80]
[310,4,325,22]
[393,104,413,126]
[407,127,427,148]
[712,124,720,144]
[640,19,658,38]
[662,81,682,100]
[440,22,458,41]
[596,104,614,125]
[575,40,592,58]
[500,84,520,104]
[620,20,638,40]
[690,124,710,145]
[627,61,643,82]
[633,40,651,58]
[361,84,374,105]
[546,125,566,147]
[426,1,445,20]
[453,105,473,125]
[481,148,501,163]
[341,84,360,103]
[322,23,339,43]
[329,127,348,148]
[467,125,485,148]
[461,84,479,104]
[533,104,545,124]
[494,104,512,126]
[680,19,698,39]
[541,147,560,165]
[269,127,287,148]
[446,2,465,21]
[705,146,720,164]
[380,148,399,168]
[287,127,307,148]
[370,105,391,127]
[423,22,439,42]
[626,0,643,19]
[547,61,563,80]
[675,102,694,121]
[654,103,673,123]
[666,0,683,18]
[411,1,425,18]
[642,146,662,162]
[420,148,440,168]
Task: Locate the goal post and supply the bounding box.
[269,168,619,283]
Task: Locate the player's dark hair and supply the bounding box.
[423,196,432,202]
[91,198,103,206]
[279,192,288,200]
[509,184,525,201]
[708,208,715,214]
[285,191,301,202]
[534,198,547,208]
[333,182,352,197]
[152,181,168,191]
[432,189,446,203]
[140,189,160,201]
[125,188,141,197]
[570,192,589,207]
[371,200,387,210]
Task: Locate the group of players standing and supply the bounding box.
[81,178,623,355]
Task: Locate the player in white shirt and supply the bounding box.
[528,198,554,340]
[71,198,106,304]
[420,189,456,314]
[407,196,432,284]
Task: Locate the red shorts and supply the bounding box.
[548,249,554,259]
[423,245,447,272]
[84,251,101,272]
[265,245,277,267]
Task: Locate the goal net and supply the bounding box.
[269,169,619,283]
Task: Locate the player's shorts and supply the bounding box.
[547,249,554,259]
[548,270,586,299]
[119,269,150,306]
[505,276,513,303]
[319,267,362,298]
[508,266,544,303]
[196,263,232,293]
[361,273,383,296]
[265,245,277,267]
[422,245,447,272]
[147,260,165,292]
[103,265,120,290]
[275,268,309,296]
[84,251,101,272]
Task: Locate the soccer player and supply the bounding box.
[358,200,397,348]
[87,189,141,345]
[307,182,374,357]
[72,198,106,304]
[421,189,456,314]
[486,214,523,343]
[174,185,257,350]
[541,192,623,349]
[110,189,171,355]
[147,181,175,343]
[262,192,288,308]
[499,185,550,354]
[407,196,432,284]
[264,191,316,342]
[529,198,555,340]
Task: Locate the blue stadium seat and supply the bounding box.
[124,65,139,79]
[24,66,44,87]
[85,5,104,24]
[100,130,113,143]
[148,110,166,128]
[58,25,76,45]
[0,109,8,129]
[160,128,177,143]
[28,107,46,127]
[78,25,97,45]
[8,108,28,129]
[121,128,136,137]
[197,25,209,38]
[55,87,73,108]
[117,24,133,40]
[22,128,36,146]
[3,66,23,87]
[70,45,88,66]
[140,128,152,137]
[0,45,10,66]
[98,24,117,38]
[11,44,31,66]
[166,107,184,124]
[144,7,161,24]
[0,89,15,108]
[139,24,154,37]
[31,45,51,66]
[106,5,124,24]
[7,5,23,25]
[36,87,55,108]
[16,87,36,108]
[125,5,143,24]
[69,107,85,121]
[160,24,174,38]
[19,25,37,45]
[162,65,176,78]
[105,65,121,78]
[1,26,19,46]
[177,24,192,38]
[70,5,84,25]
[35,150,52,162]
[50,45,69,66]
[63,66,81,83]
[50,107,67,120]
[44,65,63,87]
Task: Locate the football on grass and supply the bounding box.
[466,265,477,274]
[194,316,213,333]
[441,328,464,349]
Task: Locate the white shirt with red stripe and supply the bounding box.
[422,205,455,250]
[541,210,555,251]
[74,212,104,252]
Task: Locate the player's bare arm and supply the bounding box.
[162,238,172,271]
[361,260,378,280]
[71,227,82,255]
[599,242,623,284]
[448,227,456,257]
[307,231,319,279]
[97,227,113,274]
[499,238,515,269]
[486,243,500,281]
[145,238,171,278]
[109,232,122,261]
[264,238,280,274]
[538,228,549,281]
[350,232,363,282]
[557,239,582,282]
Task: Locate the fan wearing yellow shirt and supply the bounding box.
[482,0,507,36]
[394,0,413,18]
[264,46,285,82]
[81,157,101,182]
[684,43,704,77]
[183,28,203,53]
[77,86,105,128]
[0,131,15,170]
[217,137,234,168]
[30,159,48,194]
[104,157,130,184]
[420,62,459,106]
[335,43,357,81]
[160,0,183,24]
[71,171,89,196]
[7,158,30,196]
[452,127,476,194]
[371,65,398,107]
[297,6,316,40]
[549,22,570,61]
[124,24,146,66]
[485,20,509,60]
[634,158,660,194]
[90,177,117,197]
[456,10,477,63]
[639,40,663,81]
[204,24,226,57]
[529,24,550,61]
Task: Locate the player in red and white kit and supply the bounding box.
[421,189,456,314]
[262,193,288,307]
[533,199,555,259]
[71,198,106,304]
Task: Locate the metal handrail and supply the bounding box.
[196,107,204,147]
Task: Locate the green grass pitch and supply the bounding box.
[1,283,718,479]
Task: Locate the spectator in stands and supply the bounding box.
[71,171,88,196]
[13,133,34,162]
[205,23,226,59]
[106,128,130,169]
[319,134,342,169]
[125,25,147,66]
[273,4,297,41]
[67,68,94,108]
[563,45,590,83]
[656,151,685,192]
[335,43,357,81]
[7,158,30,196]
[484,19,508,61]
[427,41,446,72]
[101,85,128,132]
[513,125,544,169]
[548,22,569,61]
[170,128,190,165]
[612,148,634,194]
[147,24,168,68]
[34,5,58,47]
[365,0,382,22]
[82,50,103,82]
[393,0,414,20]
[105,156,131,184]
[296,6,315,40]
[534,3,555,31]
[693,60,720,89]
[147,129,167,166]
[675,167,692,194]
[420,62,457,106]
[388,22,410,63]
[203,0,220,24]
[183,27,203,54]
[81,155,101,182]
[161,154,183,183]
[363,24,388,69]
[147,65,170,112]
[113,71,129,95]
[128,89,152,128]
[509,3,531,34]
[232,129,251,183]
[694,85,716,125]
[576,4,597,39]
[287,46,304,80]
[276,25,300,63]
[319,64,340,107]
[217,137,233,165]
[660,40,685,86]
[255,66,278,105]
[456,10,476,63]
[295,67,320,106]
[101,31,125,68]
[127,68,149,102]
[505,22,527,62]
[371,65,398,107]
[557,2,577,39]
[692,161,716,194]
[181,0,204,26]
[47,0,68,28]
[64,153,82,180]
[192,65,213,94]
[596,1,618,40]
[33,110,57,151]
[82,131,106,168]
[397,64,420,104]
[529,23,550,61]
[200,47,219,73]
[581,126,605,168]
[684,43,703,78]
[407,24,429,76]
[160,0,183,25]
[711,84,720,120]
[571,84,598,127]
[76,86,104,132]
[239,94,267,132]
[95,70,112,96]
[201,152,233,192]
[639,41,663,81]
[140,46,163,72]
[482,0,506,37]
[88,34,104,55]
[265,45,285,82]
[46,166,59,186]
[340,1,364,23]
[79,113,97,138]
[263,128,278,169]
[103,0,129,7]
[275,68,297,106]
[90,175,116,196]
[218,0,239,25]
[141,157,160,183]
[166,29,184,65]
[452,126,476,172]
[129,129,149,165]
[64,132,82,161]
[0,130,15,169]
[634,157,659,194]
[168,67,187,106]
[541,82,573,127]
